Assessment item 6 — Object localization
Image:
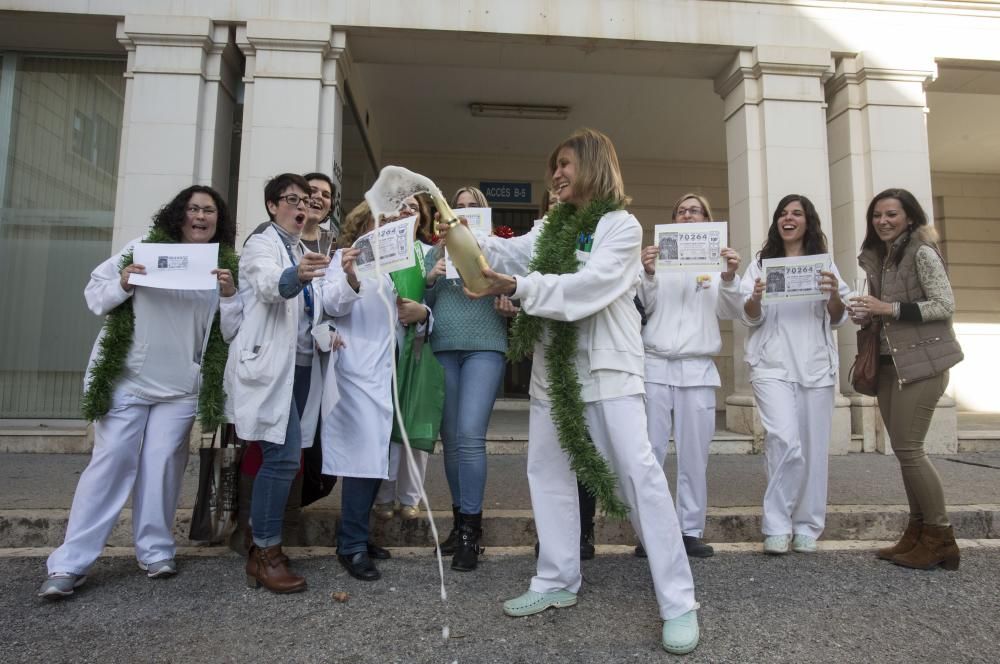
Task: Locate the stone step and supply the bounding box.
[3,504,997,550]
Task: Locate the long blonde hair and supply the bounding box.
[546,128,630,207]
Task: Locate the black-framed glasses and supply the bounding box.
[278,194,309,206]
[186,205,218,215]
[676,206,705,217]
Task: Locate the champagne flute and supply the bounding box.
[318,230,336,258]
[851,276,870,323]
[853,276,868,298]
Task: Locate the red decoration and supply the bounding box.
[494,225,514,239]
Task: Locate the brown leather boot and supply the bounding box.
[245,544,307,593]
[891,524,960,571]
[876,519,922,561]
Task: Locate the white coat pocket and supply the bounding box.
[236,343,276,386]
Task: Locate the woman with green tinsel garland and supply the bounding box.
[446,128,701,655]
[39,186,241,600]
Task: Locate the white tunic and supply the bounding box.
[720,260,851,388]
[84,236,242,400]
[481,210,645,403]
[637,270,741,388]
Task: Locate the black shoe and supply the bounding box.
[337,552,381,581]
[580,527,595,561]
[682,535,715,558]
[367,542,391,560]
[634,542,647,558]
[451,513,483,572]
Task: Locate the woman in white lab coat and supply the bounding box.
[39,185,240,599]
[320,201,431,582]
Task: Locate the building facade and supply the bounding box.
[1,1,998,452]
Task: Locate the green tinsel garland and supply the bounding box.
[80,227,239,432]
[508,199,630,520]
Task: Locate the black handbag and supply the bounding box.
[189,424,243,542]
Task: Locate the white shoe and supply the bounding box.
[662,609,700,655]
[138,559,178,578]
[792,534,818,553]
[763,534,791,555]
[37,573,86,599]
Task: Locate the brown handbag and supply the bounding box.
[849,319,882,396]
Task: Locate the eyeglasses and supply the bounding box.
[186,205,218,216]
[676,206,705,217]
[278,194,309,206]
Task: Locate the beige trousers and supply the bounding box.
[877,364,950,527]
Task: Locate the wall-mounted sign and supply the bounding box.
[479,181,532,205]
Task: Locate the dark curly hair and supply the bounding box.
[861,188,928,267]
[152,185,235,247]
[757,194,828,265]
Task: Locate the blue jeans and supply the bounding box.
[251,364,310,547]
[337,476,382,555]
[435,350,506,514]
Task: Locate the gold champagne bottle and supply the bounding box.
[430,192,491,294]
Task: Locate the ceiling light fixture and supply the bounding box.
[469,103,570,120]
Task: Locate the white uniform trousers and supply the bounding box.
[645,383,716,538]
[47,387,195,575]
[375,444,429,508]
[752,379,833,539]
[529,396,697,621]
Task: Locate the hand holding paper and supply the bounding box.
[128,243,219,291]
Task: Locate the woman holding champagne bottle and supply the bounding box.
[443,128,700,655]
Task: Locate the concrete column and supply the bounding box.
[826,52,956,454]
[113,16,236,246]
[715,46,851,454]
[235,20,347,242]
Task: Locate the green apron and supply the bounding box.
[390,244,444,452]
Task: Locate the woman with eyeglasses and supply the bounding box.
[225,173,331,593]
[719,194,849,556]
[39,185,242,599]
[635,193,741,560]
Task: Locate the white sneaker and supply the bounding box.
[138,559,178,578]
[37,573,86,599]
[792,534,818,553]
[763,534,791,555]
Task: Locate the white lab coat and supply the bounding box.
[224,225,324,446]
[319,254,398,479]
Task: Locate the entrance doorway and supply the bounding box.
[494,206,540,398]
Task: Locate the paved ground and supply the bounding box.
[3,547,998,664]
[4,451,999,511]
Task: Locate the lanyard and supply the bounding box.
[278,235,314,319]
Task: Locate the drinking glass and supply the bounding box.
[853,276,868,298]
[318,230,336,257]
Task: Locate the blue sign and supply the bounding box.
[479,181,532,204]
